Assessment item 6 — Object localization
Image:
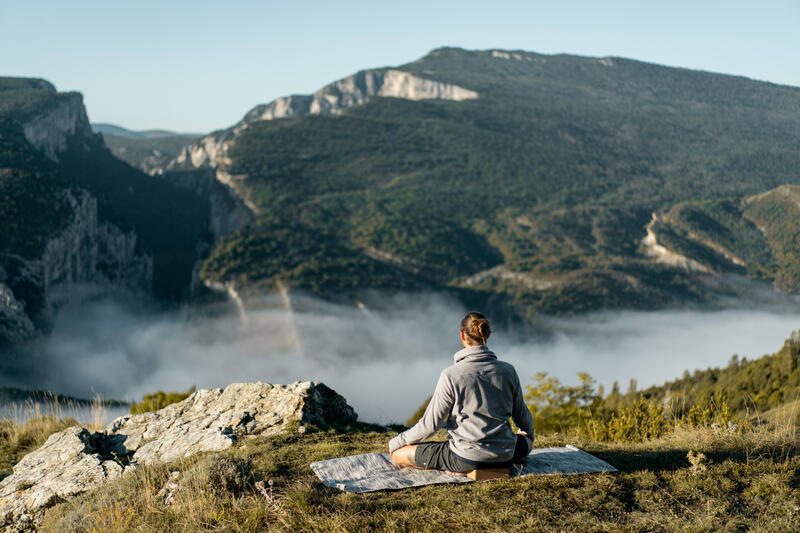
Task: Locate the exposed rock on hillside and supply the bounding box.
[20,92,94,162]
[0,381,356,530]
[166,68,478,171]
[0,189,152,344]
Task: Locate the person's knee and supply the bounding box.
[391,446,416,467]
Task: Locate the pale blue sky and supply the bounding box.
[1,0,798,132]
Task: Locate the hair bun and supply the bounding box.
[461,312,491,344]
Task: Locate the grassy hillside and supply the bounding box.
[633,329,800,419]
[5,329,800,531]
[199,48,800,314]
[28,420,799,532]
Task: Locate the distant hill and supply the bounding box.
[0,385,126,407]
[90,123,202,174]
[91,123,193,139]
[614,329,800,423]
[156,48,800,315]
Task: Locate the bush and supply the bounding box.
[524,372,598,434]
[130,386,196,414]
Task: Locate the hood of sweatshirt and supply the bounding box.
[453,344,498,364]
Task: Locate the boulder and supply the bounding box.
[0,381,356,531]
[0,427,126,530]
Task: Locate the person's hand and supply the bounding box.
[516,430,533,453]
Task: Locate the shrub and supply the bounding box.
[130,386,196,414]
[524,372,599,434]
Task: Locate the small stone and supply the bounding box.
[297,425,307,434]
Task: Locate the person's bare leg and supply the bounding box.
[391,445,421,468]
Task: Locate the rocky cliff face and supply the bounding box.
[20,92,94,162]
[39,189,152,290]
[168,68,477,172]
[0,381,357,530]
[0,277,36,345]
[0,85,154,344]
[0,188,153,344]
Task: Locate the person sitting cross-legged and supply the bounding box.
[389,312,534,476]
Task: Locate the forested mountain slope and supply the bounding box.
[167,48,800,314]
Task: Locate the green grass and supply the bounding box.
[36,423,800,532]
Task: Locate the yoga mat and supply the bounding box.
[310,444,617,493]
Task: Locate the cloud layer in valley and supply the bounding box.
[3,285,800,424]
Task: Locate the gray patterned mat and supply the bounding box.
[310,444,617,493]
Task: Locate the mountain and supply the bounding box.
[91,123,202,175]
[148,47,800,316]
[0,77,209,345]
[91,123,201,139]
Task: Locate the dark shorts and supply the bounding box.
[414,434,531,473]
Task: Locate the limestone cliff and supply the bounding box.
[0,86,154,345]
[151,67,478,301]
[20,92,95,162]
[167,68,478,172]
[0,189,152,343]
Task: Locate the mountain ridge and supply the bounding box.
[154,47,800,316]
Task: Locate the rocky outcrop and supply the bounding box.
[106,381,356,463]
[0,277,36,344]
[20,92,94,162]
[39,189,152,290]
[0,427,127,532]
[0,381,356,530]
[641,214,711,273]
[0,189,152,344]
[167,68,478,172]
[242,68,478,124]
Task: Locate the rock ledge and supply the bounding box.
[0,381,356,531]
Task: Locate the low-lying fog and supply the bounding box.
[3,284,800,424]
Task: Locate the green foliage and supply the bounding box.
[201,219,428,295]
[130,386,196,415]
[585,396,670,442]
[743,186,800,291]
[636,329,800,415]
[524,371,598,433]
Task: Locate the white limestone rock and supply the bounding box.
[106,381,356,463]
[21,93,94,162]
[0,427,125,531]
[167,67,478,172]
[0,381,356,530]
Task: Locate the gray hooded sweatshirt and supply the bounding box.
[388,344,535,463]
